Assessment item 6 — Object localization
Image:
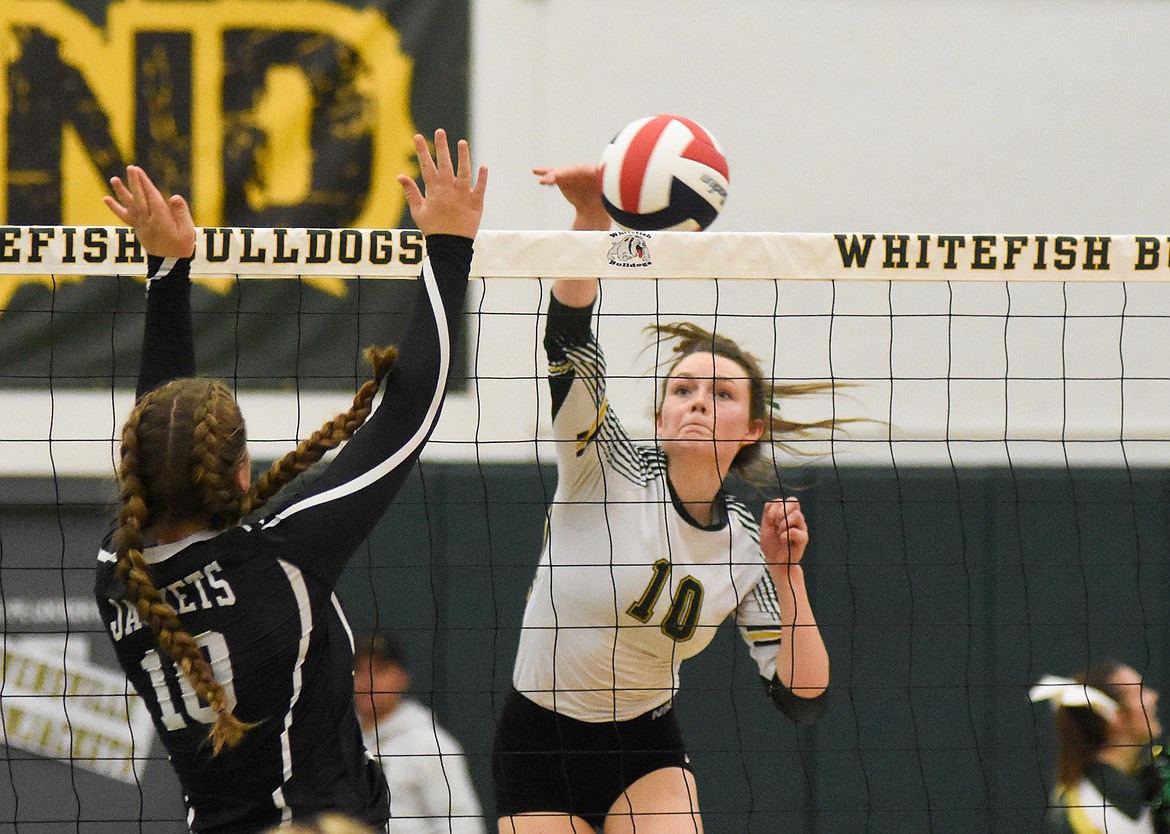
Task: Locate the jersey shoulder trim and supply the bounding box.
[142,528,228,565]
[726,497,761,538]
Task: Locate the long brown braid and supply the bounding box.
[248,346,397,509]
[113,346,397,754]
[647,322,858,483]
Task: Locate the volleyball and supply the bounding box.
[598,114,730,231]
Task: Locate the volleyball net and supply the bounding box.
[1,226,1168,832]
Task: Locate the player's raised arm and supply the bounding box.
[534,164,607,309]
[252,130,488,587]
[105,165,199,399]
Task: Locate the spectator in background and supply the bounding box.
[1031,661,1168,834]
[354,632,486,834]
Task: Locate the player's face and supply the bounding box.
[353,654,409,726]
[1110,665,1162,744]
[656,352,764,471]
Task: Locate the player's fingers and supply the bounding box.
[132,166,173,222]
[765,498,792,523]
[455,139,471,183]
[125,166,152,214]
[397,173,423,214]
[784,523,808,542]
[432,128,453,175]
[108,176,134,208]
[779,523,807,550]
[412,134,436,180]
[102,194,132,224]
[471,165,489,204]
[168,196,196,255]
[140,170,171,214]
[169,194,192,222]
[561,163,600,183]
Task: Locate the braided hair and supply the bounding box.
[250,347,397,510]
[648,322,851,483]
[113,346,397,754]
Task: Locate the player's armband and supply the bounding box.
[763,675,829,725]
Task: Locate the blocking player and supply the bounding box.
[94,131,486,833]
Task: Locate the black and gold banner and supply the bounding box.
[0,0,469,389]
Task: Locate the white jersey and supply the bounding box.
[512,299,786,723]
[363,699,486,834]
[1052,776,1154,834]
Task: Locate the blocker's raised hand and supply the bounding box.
[398,129,488,239]
[104,165,196,259]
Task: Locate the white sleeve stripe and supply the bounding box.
[332,592,355,652]
[261,257,450,529]
[755,579,775,614]
[145,256,179,290]
[273,558,313,821]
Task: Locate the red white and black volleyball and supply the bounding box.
[598,114,729,231]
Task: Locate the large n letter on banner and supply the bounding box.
[1,1,416,227]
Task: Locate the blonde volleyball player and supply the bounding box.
[95,131,486,833]
[492,165,832,833]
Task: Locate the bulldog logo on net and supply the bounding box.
[607,232,652,268]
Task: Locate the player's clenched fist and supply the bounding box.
[760,497,809,567]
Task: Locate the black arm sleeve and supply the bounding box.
[543,292,596,419]
[256,234,474,588]
[136,255,196,399]
[763,675,829,725]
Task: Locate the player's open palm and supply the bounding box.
[399,129,487,240]
[104,165,196,259]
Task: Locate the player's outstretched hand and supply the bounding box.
[104,165,196,259]
[759,497,809,568]
[533,164,611,231]
[399,129,487,239]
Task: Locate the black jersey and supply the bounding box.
[94,235,473,833]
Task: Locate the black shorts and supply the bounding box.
[492,690,691,829]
